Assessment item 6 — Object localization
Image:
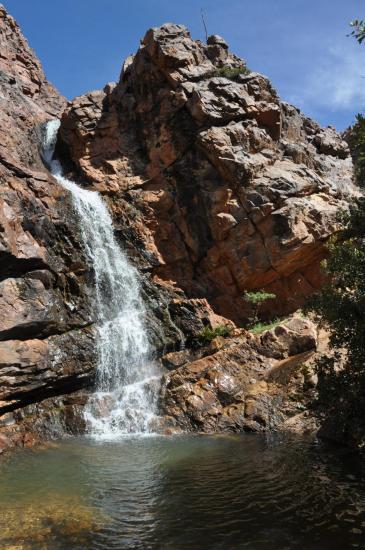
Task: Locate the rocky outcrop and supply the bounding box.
[160,317,319,433]
[0,5,63,113]
[0,8,237,442]
[0,390,88,453]
[58,23,354,325]
[0,10,358,446]
[0,6,95,417]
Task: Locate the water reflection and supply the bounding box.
[0,434,365,549]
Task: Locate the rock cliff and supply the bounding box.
[58,24,354,325]
[0,10,357,447]
[0,6,96,438]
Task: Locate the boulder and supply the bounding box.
[160,318,318,433]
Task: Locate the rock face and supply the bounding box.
[160,317,319,433]
[0,11,357,446]
[0,6,95,417]
[0,9,239,446]
[58,23,354,325]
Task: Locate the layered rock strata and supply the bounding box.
[0,6,98,420]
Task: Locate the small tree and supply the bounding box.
[244,290,276,327]
[308,200,365,442]
[346,114,365,186]
[349,19,365,44]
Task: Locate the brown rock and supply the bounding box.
[162,349,193,370]
[0,5,64,114]
[0,432,13,453]
[258,317,317,359]
[0,6,95,425]
[0,12,355,443]
[0,329,95,413]
[160,317,318,433]
[58,23,355,327]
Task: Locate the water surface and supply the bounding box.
[1,434,365,549]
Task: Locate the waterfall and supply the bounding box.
[42,120,159,437]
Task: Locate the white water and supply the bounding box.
[43,120,159,437]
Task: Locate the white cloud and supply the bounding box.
[299,43,365,111]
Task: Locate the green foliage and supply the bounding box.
[311,199,365,341]
[346,114,365,186]
[349,19,365,44]
[244,291,276,305]
[309,198,365,440]
[249,318,285,335]
[306,17,365,443]
[213,64,251,81]
[244,290,277,328]
[196,324,232,345]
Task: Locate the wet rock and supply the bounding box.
[160,317,318,433]
[0,328,95,413]
[0,6,97,430]
[162,349,193,370]
[0,432,13,453]
[0,390,91,450]
[168,297,234,343]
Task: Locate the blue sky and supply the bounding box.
[3,0,365,130]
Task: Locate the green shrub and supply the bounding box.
[196,324,233,345]
[299,18,365,443]
[244,290,276,328]
[346,114,365,187]
[212,64,251,81]
[249,318,285,335]
[307,198,365,439]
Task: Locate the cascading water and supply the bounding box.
[42,120,159,437]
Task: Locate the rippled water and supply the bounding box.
[1,434,365,549]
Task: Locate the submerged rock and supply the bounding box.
[0,493,108,548]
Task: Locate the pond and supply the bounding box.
[1,434,365,549]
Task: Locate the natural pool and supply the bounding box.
[1,434,365,549]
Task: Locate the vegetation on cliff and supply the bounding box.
[309,21,365,444]
[347,114,365,187]
[310,201,365,443]
[349,19,365,44]
[212,64,250,80]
